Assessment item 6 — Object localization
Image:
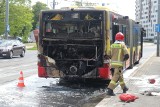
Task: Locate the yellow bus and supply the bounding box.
[36,7,145,80]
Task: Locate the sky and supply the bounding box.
[31,0,136,20]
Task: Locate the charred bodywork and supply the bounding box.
[38,9,108,79]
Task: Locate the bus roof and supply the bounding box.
[41,6,118,13]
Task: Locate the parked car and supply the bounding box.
[0,40,26,59]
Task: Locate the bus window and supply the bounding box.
[112,24,119,43]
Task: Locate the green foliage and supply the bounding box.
[9,4,33,41]
[74,1,82,7]
[26,43,37,50]
[0,0,6,35]
[32,2,49,30]
[0,0,33,42]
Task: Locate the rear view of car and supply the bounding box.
[0,40,26,59]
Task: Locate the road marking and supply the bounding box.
[0,68,37,77]
[0,63,36,72]
[21,63,37,67]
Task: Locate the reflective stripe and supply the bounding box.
[120,81,125,84]
[111,44,122,49]
[111,61,123,63]
[118,45,122,62]
[18,80,24,83]
[111,62,123,66]
[110,80,116,85]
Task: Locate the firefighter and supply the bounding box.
[107,32,129,96]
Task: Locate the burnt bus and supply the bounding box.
[37,7,144,80]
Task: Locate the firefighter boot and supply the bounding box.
[123,86,129,93]
[107,88,115,96]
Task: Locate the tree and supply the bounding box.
[74,1,82,7]
[0,0,33,42]
[32,2,49,30]
[9,4,33,41]
[0,0,6,35]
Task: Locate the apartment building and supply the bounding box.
[135,0,158,41]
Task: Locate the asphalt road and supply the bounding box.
[0,50,37,85]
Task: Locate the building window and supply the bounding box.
[154,1,157,3]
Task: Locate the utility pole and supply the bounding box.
[157,0,160,56]
[81,0,83,6]
[53,0,56,9]
[5,0,9,39]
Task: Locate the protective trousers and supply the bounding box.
[108,67,126,90]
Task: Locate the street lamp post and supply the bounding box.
[53,0,55,9]
[81,0,83,6]
[157,0,160,56]
[5,0,9,39]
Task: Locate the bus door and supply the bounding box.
[112,24,119,42]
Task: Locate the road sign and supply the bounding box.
[7,24,10,32]
[155,24,160,32]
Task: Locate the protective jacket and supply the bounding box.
[109,40,129,68]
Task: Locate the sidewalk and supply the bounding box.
[96,54,160,107]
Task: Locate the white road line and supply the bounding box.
[9,66,20,69]
[0,63,36,71]
[21,63,37,67]
[0,68,37,77]
[0,60,9,62]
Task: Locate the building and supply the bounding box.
[135,0,158,41]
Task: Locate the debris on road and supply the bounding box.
[119,93,139,103]
[148,79,156,84]
[141,91,160,96]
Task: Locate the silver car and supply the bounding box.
[0,40,26,59]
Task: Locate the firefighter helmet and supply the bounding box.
[115,32,124,41]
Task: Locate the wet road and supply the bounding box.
[0,50,37,85]
[0,43,157,107]
[0,75,108,107]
